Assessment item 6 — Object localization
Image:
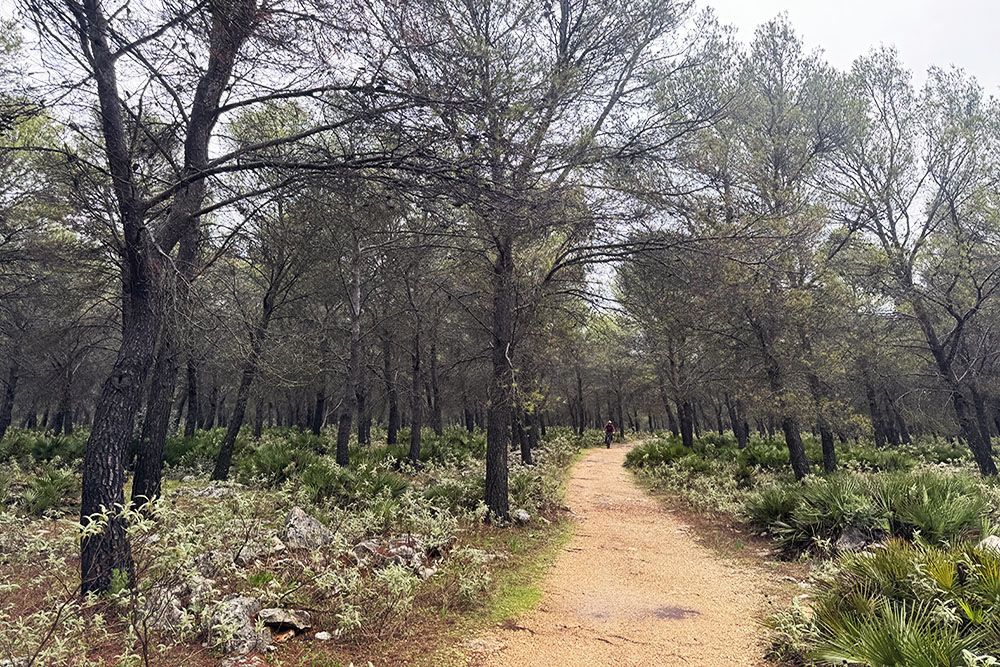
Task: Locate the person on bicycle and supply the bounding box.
[604,420,615,448]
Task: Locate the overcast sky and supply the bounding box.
[705,0,999,92]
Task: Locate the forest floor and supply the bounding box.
[464,442,795,667]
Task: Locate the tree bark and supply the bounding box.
[212,281,278,480]
[382,331,400,445]
[429,342,443,436]
[132,228,197,506]
[407,319,423,463]
[485,234,513,522]
[0,355,19,442]
[304,387,322,435]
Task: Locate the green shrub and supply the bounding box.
[299,459,409,506]
[164,429,225,468]
[870,472,986,544]
[424,476,483,512]
[0,428,88,463]
[236,440,318,486]
[23,466,79,516]
[624,437,690,468]
[746,485,800,529]
[771,540,1000,664]
[738,439,790,470]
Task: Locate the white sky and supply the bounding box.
[705,0,1000,92]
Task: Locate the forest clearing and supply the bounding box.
[3,0,1000,664]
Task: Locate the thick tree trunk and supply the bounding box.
[485,236,513,522]
[970,380,993,454]
[781,415,810,479]
[677,399,694,448]
[132,228,197,506]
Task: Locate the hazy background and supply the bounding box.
[707,0,998,90]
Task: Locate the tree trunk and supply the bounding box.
[751,315,810,479]
[336,246,363,467]
[912,302,997,475]
[677,399,694,448]
[575,365,585,436]
[356,363,371,445]
[485,235,513,522]
[311,388,326,436]
[429,342,443,436]
[184,358,199,438]
[132,228,197,506]
[0,356,19,442]
[408,321,422,463]
[212,284,278,480]
[382,331,400,445]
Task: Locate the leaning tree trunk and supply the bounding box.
[132,228,197,506]
[751,316,810,480]
[132,329,179,504]
[212,289,276,481]
[912,301,997,475]
[485,235,513,522]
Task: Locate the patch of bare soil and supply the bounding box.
[469,444,781,666]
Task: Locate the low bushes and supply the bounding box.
[769,539,1000,664]
[746,472,990,553]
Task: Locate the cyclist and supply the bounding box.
[603,420,615,448]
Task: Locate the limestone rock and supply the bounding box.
[284,507,333,550]
[834,526,869,554]
[235,536,287,565]
[258,607,312,633]
[978,534,1000,555]
[512,509,531,525]
[219,656,267,667]
[208,596,270,655]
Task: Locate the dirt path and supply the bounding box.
[469,444,769,666]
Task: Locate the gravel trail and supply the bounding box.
[469,443,769,666]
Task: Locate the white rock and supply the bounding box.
[978,535,1000,555]
[284,507,333,550]
[258,607,312,632]
[512,509,531,525]
[208,596,270,655]
[235,536,287,565]
[314,631,333,641]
